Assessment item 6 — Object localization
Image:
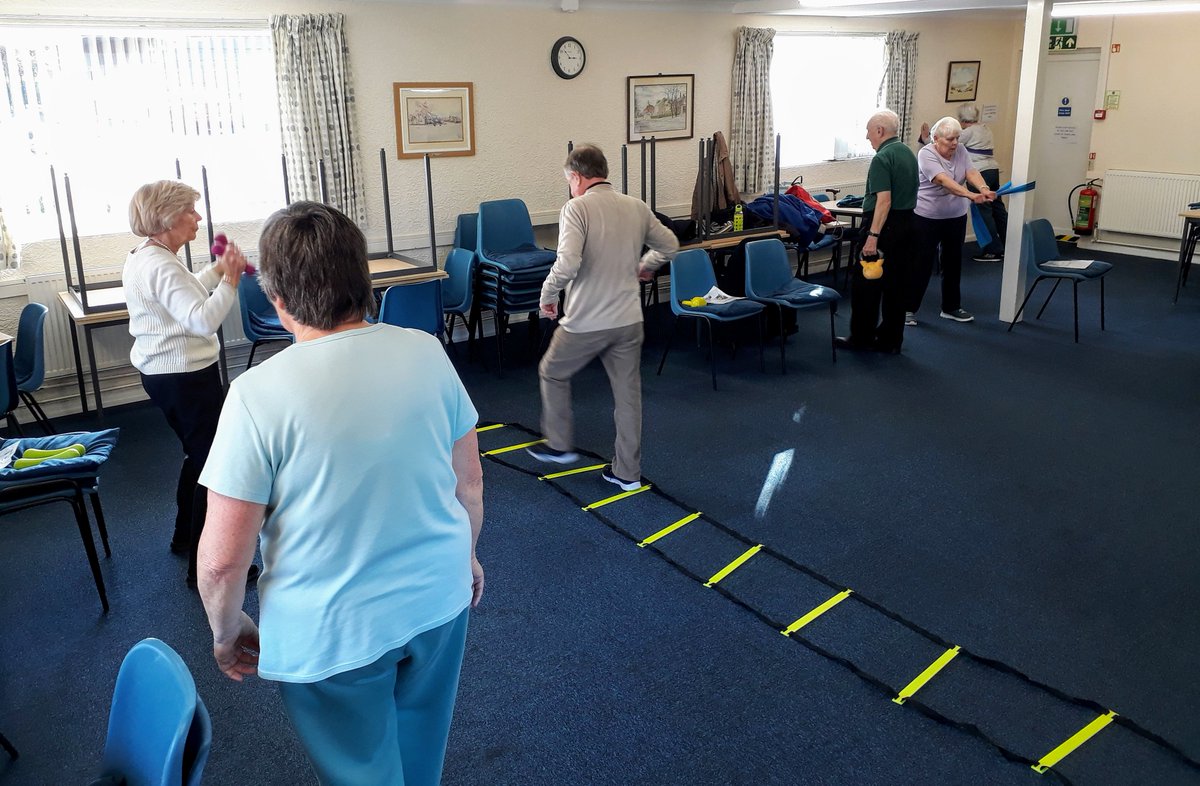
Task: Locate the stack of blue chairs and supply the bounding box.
[475,199,557,374]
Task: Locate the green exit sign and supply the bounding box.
[1050,18,1076,35]
[1049,34,1078,50]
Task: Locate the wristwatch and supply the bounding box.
[868,231,881,238]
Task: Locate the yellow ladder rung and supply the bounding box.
[638,512,702,548]
[476,423,506,433]
[893,646,961,705]
[1031,711,1118,774]
[482,438,545,456]
[704,544,763,587]
[582,484,651,511]
[539,463,607,480]
[781,590,853,637]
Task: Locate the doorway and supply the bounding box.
[1031,49,1100,234]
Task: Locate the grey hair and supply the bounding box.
[931,116,963,139]
[257,201,376,330]
[867,109,900,136]
[565,144,608,179]
[957,103,979,124]
[128,180,200,237]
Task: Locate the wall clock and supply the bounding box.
[551,36,585,80]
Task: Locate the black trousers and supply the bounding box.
[969,168,1009,255]
[140,363,225,581]
[848,209,914,351]
[910,213,967,315]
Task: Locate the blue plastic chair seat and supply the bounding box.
[1037,260,1113,279]
[679,299,765,319]
[482,246,556,272]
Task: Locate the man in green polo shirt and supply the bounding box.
[837,109,918,354]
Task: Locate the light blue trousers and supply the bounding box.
[278,609,470,786]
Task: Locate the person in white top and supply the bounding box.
[957,103,1008,262]
[122,180,250,588]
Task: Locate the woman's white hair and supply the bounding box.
[931,116,963,140]
[956,103,979,124]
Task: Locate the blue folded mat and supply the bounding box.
[481,245,557,272]
[765,279,840,304]
[682,299,764,318]
[0,429,120,488]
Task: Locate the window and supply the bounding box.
[770,33,886,167]
[0,25,282,241]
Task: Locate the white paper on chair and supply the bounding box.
[1042,259,1095,270]
[703,286,743,304]
[0,441,19,469]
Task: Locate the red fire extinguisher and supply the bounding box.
[1070,180,1101,236]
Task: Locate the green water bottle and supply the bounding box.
[733,203,744,232]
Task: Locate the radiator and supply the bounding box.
[25,271,248,379]
[1099,170,1200,239]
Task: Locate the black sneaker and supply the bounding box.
[940,308,975,323]
[601,467,642,492]
[972,252,1003,262]
[526,444,580,463]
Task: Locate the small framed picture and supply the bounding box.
[393,82,475,158]
[626,74,695,143]
[945,61,980,102]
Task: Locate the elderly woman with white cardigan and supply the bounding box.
[122,179,252,589]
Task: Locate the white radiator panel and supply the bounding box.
[1100,170,1200,239]
[25,271,248,379]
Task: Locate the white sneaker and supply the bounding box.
[904,312,918,327]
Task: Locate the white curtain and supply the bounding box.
[878,32,920,145]
[730,27,775,195]
[271,14,367,225]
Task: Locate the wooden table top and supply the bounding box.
[1180,209,1200,221]
[681,228,788,252]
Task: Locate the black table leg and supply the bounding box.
[83,325,104,421]
[68,319,89,415]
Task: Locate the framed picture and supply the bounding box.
[626,74,694,143]
[945,61,980,102]
[393,82,475,158]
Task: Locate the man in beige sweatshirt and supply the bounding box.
[528,145,679,490]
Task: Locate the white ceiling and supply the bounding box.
[431,0,1030,16]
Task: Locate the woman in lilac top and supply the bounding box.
[907,116,996,324]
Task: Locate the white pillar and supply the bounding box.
[999,0,1054,323]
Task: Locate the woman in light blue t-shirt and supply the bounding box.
[196,202,485,786]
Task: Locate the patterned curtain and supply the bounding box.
[878,31,920,145]
[730,27,775,195]
[0,208,17,271]
[270,14,366,225]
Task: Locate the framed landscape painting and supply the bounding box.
[945,61,980,102]
[394,82,475,158]
[627,74,694,143]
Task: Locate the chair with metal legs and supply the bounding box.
[1008,218,1112,343]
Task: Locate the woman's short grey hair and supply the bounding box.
[565,144,608,179]
[258,202,376,330]
[932,117,963,140]
[957,103,979,124]
[128,180,200,237]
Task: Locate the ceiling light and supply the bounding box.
[1053,0,1200,15]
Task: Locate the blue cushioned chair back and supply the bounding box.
[380,281,445,337]
[0,345,17,420]
[744,239,793,298]
[454,213,478,253]
[100,638,202,786]
[478,199,536,255]
[1027,219,1060,267]
[238,275,285,342]
[14,302,48,391]
[669,249,718,314]
[441,248,476,314]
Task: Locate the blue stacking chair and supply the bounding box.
[97,639,211,786]
[453,212,478,253]
[380,281,445,338]
[475,199,557,375]
[1008,218,1113,343]
[13,303,54,434]
[744,239,841,373]
[0,342,20,435]
[0,425,120,613]
[238,275,293,369]
[441,248,476,348]
[656,249,765,390]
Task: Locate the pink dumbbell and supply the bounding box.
[211,232,256,275]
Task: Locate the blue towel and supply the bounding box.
[766,279,840,304]
[683,299,764,318]
[482,245,557,272]
[743,194,821,247]
[0,428,120,487]
[971,181,1036,249]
